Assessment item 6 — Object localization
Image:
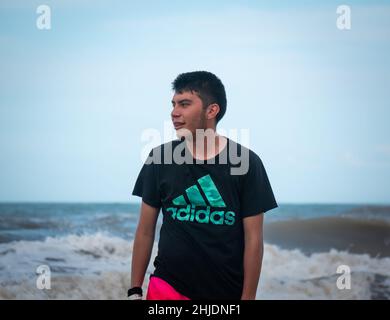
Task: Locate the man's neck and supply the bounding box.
[185,130,226,161]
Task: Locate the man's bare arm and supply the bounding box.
[241,213,264,300]
[130,201,160,288]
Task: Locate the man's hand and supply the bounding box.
[128,294,143,300]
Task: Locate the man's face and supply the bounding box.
[171,90,207,139]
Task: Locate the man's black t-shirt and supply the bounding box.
[132,138,278,299]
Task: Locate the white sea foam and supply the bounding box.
[258,245,390,299]
[0,233,388,299]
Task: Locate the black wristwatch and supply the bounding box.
[127,287,143,300]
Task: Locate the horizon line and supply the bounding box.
[0,201,389,206]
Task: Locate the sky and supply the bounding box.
[0,0,389,204]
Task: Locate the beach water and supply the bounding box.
[0,203,389,299]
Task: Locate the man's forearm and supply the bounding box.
[130,230,155,288]
[241,239,263,300]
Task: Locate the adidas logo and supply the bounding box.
[166,174,236,226]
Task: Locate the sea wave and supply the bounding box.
[264,215,390,257]
[259,244,390,299]
[0,216,62,230]
[0,232,389,299]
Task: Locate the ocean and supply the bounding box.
[0,203,389,299]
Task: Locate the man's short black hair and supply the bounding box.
[172,71,227,124]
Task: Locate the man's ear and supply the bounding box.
[206,103,220,120]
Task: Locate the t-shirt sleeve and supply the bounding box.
[240,153,278,218]
[132,151,161,209]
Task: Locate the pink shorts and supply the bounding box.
[146,276,190,300]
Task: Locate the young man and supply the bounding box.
[129,71,278,300]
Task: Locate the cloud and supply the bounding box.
[375,144,390,157]
[340,146,390,168]
[340,151,366,167]
[102,3,390,48]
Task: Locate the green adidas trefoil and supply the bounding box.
[166,174,236,226]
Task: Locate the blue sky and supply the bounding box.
[0,0,389,204]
